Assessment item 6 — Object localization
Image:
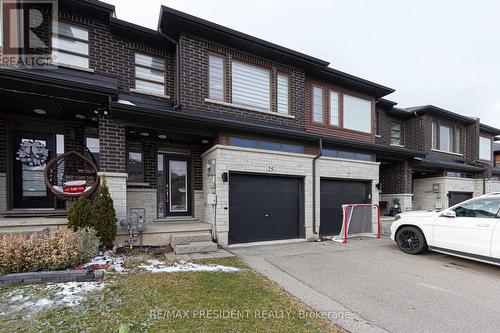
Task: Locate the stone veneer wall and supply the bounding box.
[412,177,481,211]
[202,145,380,246]
[126,188,157,223]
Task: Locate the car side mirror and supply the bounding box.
[441,210,456,218]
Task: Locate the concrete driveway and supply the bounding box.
[230,237,500,333]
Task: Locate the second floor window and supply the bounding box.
[312,86,323,123]
[208,54,224,100]
[232,60,270,110]
[52,21,89,68]
[432,121,462,154]
[277,74,289,114]
[390,122,402,145]
[329,91,339,126]
[343,94,372,133]
[134,53,165,95]
[479,136,492,161]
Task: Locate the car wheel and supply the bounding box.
[396,226,427,254]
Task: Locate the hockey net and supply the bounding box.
[333,204,380,243]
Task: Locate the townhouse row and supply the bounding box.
[0,0,498,246]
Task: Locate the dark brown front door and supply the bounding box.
[12,131,55,208]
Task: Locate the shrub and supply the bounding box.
[89,181,117,248]
[0,228,99,274]
[67,196,94,231]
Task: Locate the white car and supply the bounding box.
[390,192,500,265]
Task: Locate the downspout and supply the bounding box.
[158,30,181,110]
[312,138,323,235]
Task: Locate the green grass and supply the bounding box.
[0,257,344,333]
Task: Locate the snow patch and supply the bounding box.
[138,260,243,273]
[0,281,105,318]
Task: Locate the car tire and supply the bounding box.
[396,226,428,254]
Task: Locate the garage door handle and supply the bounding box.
[265,214,269,217]
[476,223,490,227]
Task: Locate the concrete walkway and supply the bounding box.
[230,237,500,333]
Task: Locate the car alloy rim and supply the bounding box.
[398,230,420,250]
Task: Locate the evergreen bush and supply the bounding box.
[90,180,117,248]
[67,195,94,231]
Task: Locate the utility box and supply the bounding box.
[207,193,217,205]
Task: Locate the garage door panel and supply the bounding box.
[229,174,301,244]
[320,180,369,236]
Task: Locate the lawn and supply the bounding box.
[0,256,344,333]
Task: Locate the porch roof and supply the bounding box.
[109,98,425,159]
[412,157,485,173]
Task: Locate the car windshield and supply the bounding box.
[453,197,500,218]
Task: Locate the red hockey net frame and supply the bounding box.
[337,204,380,244]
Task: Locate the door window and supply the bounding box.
[453,198,500,218]
[169,160,188,213]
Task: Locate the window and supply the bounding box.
[343,94,371,133]
[228,137,303,153]
[329,91,339,126]
[480,136,492,161]
[232,61,270,110]
[323,149,373,161]
[128,144,143,182]
[432,121,463,153]
[439,125,452,152]
[134,53,165,95]
[312,86,323,123]
[432,121,438,149]
[453,197,500,218]
[85,137,100,166]
[390,122,402,145]
[277,74,289,114]
[51,21,89,68]
[446,172,472,178]
[208,54,224,101]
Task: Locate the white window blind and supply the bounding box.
[209,54,224,100]
[313,86,323,123]
[277,74,289,114]
[329,91,339,126]
[480,136,492,161]
[134,53,165,95]
[343,94,372,133]
[232,61,270,110]
[51,21,89,68]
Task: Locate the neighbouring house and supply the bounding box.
[0,0,499,248]
[376,103,500,212]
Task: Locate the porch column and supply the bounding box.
[98,115,127,220]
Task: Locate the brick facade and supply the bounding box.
[98,116,126,173]
[179,34,305,129]
[379,160,412,194]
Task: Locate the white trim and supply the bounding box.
[130,88,170,99]
[52,62,94,73]
[431,149,464,157]
[204,98,296,119]
[380,193,413,196]
[97,172,128,178]
[390,144,405,148]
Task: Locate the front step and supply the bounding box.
[171,231,212,245]
[173,241,218,255]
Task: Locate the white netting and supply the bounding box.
[333,204,380,243]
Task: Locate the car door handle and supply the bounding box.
[476,223,490,227]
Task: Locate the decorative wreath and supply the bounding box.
[16,140,49,166]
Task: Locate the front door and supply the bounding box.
[158,154,192,217]
[434,196,500,257]
[12,131,55,208]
